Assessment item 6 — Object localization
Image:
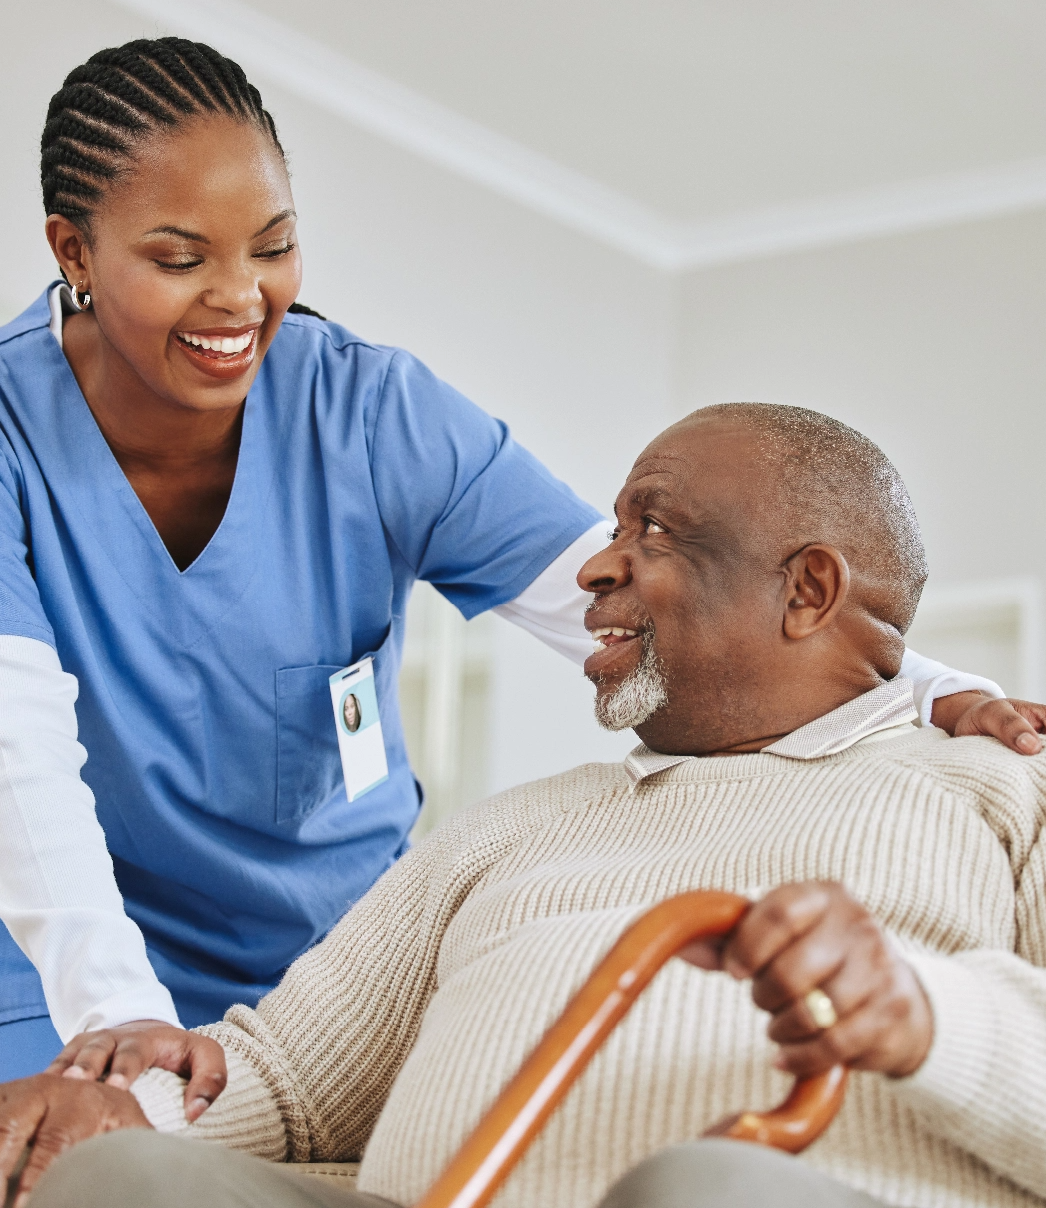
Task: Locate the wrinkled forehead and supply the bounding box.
[616,420,771,525]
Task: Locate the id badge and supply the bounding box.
[329,657,389,802]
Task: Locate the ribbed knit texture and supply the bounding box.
[146,728,1046,1207]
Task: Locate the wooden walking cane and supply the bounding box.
[414,890,848,1208]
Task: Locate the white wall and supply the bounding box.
[2,0,666,802]
[5,3,1046,810]
[677,210,1046,692]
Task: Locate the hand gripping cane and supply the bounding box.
[415,891,847,1208]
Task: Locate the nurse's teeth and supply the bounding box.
[176,331,253,353]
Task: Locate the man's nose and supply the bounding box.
[577,541,631,594]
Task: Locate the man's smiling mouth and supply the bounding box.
[589,626,638,651]
[584,625,645,680]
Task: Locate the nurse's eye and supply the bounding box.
[155,257,203,271]
[643,517,667,535]
[254,243,297,260]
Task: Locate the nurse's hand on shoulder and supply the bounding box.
[47,1020,226,1122]
[930,691,1046,755]
[0,1074,149,1207]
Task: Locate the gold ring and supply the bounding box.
[804,987,838,1030]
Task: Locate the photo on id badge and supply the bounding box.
[329,657,389,802]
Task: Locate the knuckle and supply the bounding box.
[761,889,815,935]
[79,1031,114,1050]
[37,1125,77,1154]
[818,1030,846,1062]
[758,897,795,931]
[750,978,782,1012]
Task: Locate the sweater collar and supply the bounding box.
[624,676,919,787]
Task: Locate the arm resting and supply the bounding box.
[0,635,178,1039]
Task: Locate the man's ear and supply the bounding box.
[45,215,91,289]
[781,544,850,640]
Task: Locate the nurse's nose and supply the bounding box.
[202,258,265,317]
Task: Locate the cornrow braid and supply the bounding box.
[41,37,284,229]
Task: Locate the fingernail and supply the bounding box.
[106,1073,129,1089]
[61,1066,88,1079]
[187,1097,211,1119]
[1018,733,1040,753]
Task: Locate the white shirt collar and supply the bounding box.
[48,282,78,351]
[623,676,919,788]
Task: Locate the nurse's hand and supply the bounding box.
[930,691,1046,754]
[47,1021,226,1123]
[0,1074,149,1207]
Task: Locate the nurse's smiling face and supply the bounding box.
[46,114,301,414]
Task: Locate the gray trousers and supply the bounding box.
[27,1130,886,1208]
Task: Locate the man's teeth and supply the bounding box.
[590,626,638,647]
[176,331,254,354]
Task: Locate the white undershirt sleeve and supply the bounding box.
[493,522,608,664]
[495,522,1008,727]
[900,647,1004,727]
[0,635,179,1041]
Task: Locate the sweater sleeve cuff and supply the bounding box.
[892,950,1000,1119]
[131,1049,289,1161]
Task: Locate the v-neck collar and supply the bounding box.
[19,290,284,648]
[44,284,263,579]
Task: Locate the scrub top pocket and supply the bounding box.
[275,664,346,824]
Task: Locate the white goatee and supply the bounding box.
[593,629,668,731]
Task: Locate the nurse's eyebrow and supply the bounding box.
[253,209,296,237]
[142,225,210,243]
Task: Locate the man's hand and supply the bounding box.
[930,691,1046,755]
[0,1074,150,1207]
[46,1021,226,1123]
[679,883,933,1079]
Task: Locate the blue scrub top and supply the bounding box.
[0,287,600,1027]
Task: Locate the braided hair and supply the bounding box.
[40,37,326,320]
[41,37,284,230]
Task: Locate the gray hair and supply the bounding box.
[689,403,928,633]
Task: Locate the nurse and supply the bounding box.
[1,36,1039,1112]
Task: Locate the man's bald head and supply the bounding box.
[675,403,928,634]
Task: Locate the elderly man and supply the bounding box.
[9,403,1046,1208]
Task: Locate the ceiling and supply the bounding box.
[235,0,1046,223]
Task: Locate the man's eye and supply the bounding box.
[644,518,667,534]
[608,529,620,542]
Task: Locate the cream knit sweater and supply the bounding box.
[135,727,1046,1208]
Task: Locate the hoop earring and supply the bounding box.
[70,283,92,311]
